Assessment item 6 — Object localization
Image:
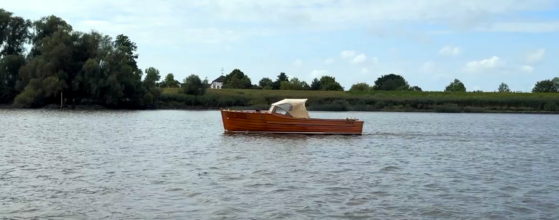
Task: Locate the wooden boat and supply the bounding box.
[220,99,364,135]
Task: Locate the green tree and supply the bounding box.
[17,28,75,107]
[319,76,344,91]
[0,10,160,109]
[310,78,321,90]
[0,12,31,56]
[532,79,558,93]
[114,34,142,80]
[223,69,251,89]
[373,73,410,91]
[29,15,73,58]
[302,81,311,90]
[0,55,26,103]
[445,79,466,92]
[223,69,244,86]
[144,67,161,87]
[17,17,104,108]
[182,74,206,96]
[15,22,153,108]
[13,78,44,108]
[202,77,209,87]
[280,77,308,90]
[279,81,290,90]
[349,83,370,92]
[409,86,422,91]
[259,77,273,89]
[83,35,151,108]
[0,9,10,44]
[272,72,289,90]
[141,67,162,105]
[498,82,511,92]
[240,75,252,89]
[0,10,31,103]
[552,77,559,87]
[161,73,179,88]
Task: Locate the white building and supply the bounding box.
[210,75,225,89]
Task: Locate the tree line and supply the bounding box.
[2,8,558,110]
[347,74,559,93]
[156,69,347,96]
[188,70,559,96]
[220,69,344,91]
[0,8,348,107]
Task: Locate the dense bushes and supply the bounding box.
[159,88,559,113]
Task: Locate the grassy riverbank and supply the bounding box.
[159,88,559,113]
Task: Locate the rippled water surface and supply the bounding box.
[1,109,559,219]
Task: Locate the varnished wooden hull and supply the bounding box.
[220,110,364,135]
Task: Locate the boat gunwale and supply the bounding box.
[220,109,361,122]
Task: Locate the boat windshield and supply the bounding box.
[273,106,292,117]
[269,99,310,119]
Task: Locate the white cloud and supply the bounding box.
[421,61,435,72]
[3,0,558,50]
[473,21,559,33]
[355,57,379,75]
[75,19,276,45]
[464,56,502,73]
[526,49,545,64]
[367,23,433,43]
[166,0,557,31]
[324,58,334,64]
[341,51,368,64]
[310,70,328,78]
[293,59,302,66]
[341,50,356,58]
[439,46,461,56]
[351,53,367,64]
[371,57,379,65]
[521,65,534,73]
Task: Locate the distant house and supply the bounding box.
[210,75,225,89]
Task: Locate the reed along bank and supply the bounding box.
[159,88,559,113]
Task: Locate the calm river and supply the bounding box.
[1,109,558,219]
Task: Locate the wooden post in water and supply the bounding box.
[60,92,63,109]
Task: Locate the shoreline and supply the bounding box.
[2,104,558,114]
[2,88,559,114]
[159,106,559,114]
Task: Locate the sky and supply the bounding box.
[3,0,559,92]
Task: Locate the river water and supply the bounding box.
[1,109,558,219]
